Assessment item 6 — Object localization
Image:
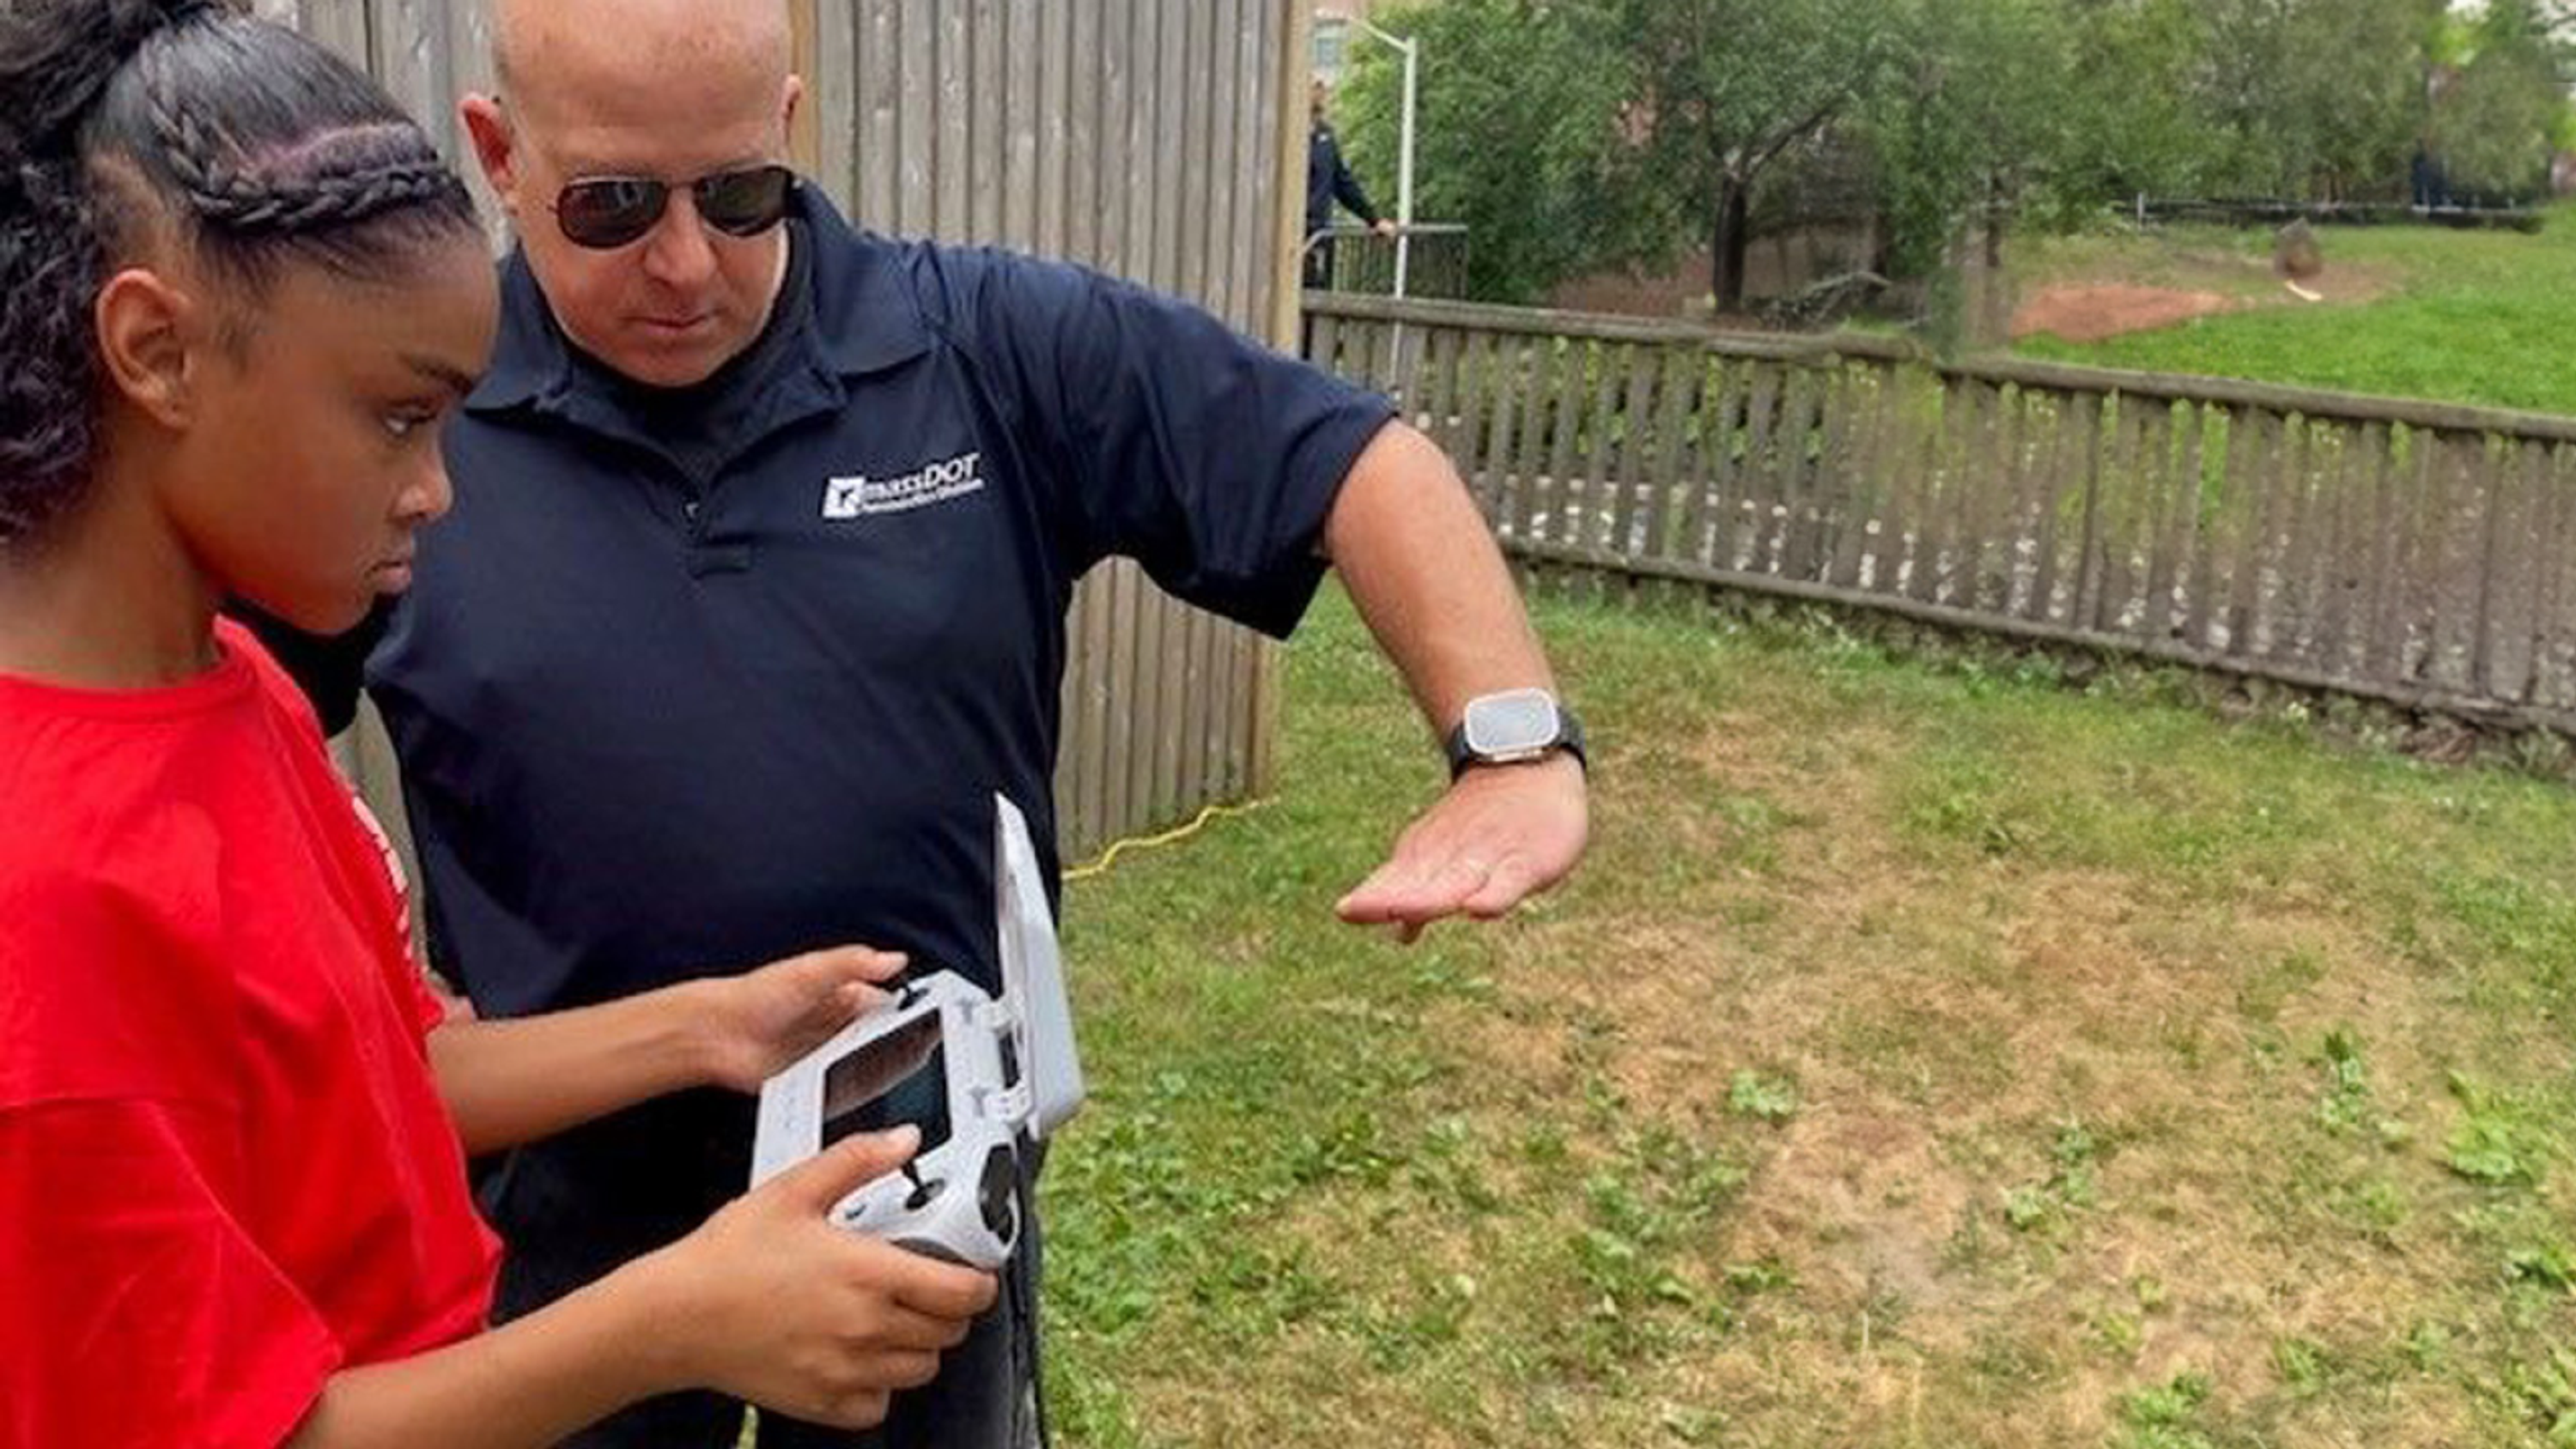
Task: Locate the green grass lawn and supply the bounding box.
[2008,211,2576,416]
[1040,582,2575,1449]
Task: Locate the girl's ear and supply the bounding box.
[93,265,208,430]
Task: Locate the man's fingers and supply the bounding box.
[1334,858,1416,921]
[1343,864,1504,948]
[1340,848,1481,919]
[1461,854,1540,918]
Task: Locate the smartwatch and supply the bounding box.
[1443,688,1586,779]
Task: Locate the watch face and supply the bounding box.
[1463,688,1561,756]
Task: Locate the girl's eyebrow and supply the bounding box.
[401,354,480,395]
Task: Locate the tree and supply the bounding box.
[1337,0,1635,304]
[1334,0,2539,320]
[1613,0,1906,311]
[2293,0,2446,201]
[1344,0,1906,310]
[2048,0,2213,206]
[2189,0,2442,202]
[1863,0,2076,282]
[2430,0,2569,199]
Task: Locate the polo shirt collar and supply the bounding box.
[465,182,931,417]
[804,186,933,377]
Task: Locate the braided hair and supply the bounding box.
[0,0,477,544]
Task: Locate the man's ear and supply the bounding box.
[94,266,204,431]
[459,94,523,217]
[781,72,804,141]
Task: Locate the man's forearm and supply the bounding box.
[1318,419,1589,937]
[427,987,718,1155]
[1321,421,1556,736]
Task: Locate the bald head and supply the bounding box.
[461,0,803,389]
[492,0,792,122]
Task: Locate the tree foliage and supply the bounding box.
[2431,0,2567,197]
[1336,0,1632,305]
[2187,0,2444,201]
[1610,0,1905,307]
[1865,0,2080,281]
[1335,0,2574,309]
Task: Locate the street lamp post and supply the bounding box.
[1354,17,1417,300]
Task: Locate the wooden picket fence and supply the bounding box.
[1308,294,2576,735]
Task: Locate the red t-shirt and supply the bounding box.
[0,621,498,1449]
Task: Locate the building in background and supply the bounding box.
[1312,0,1397,83]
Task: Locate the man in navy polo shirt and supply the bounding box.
[279,0,1589,1446]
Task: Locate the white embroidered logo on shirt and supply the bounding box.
[823,452,985,519]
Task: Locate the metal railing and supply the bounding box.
[1300,222,1470,300]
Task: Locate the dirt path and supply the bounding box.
[2010,283,2236,343]
[2012,255,2397,344]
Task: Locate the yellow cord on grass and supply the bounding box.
[1060,797,1273,881]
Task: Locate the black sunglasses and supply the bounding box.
[550,164,799,250]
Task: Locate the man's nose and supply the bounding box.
[639,190,720,290]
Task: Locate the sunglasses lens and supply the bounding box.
[696,166,796,237]
[556,177,667,249]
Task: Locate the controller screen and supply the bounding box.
[820,1010,952,1155]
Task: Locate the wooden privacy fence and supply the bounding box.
[270,0,1313,860]
[1308,294,2576,736]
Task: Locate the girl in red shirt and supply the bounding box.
[0,4,993,1445]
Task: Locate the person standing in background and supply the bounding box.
[1304,77,1396,288]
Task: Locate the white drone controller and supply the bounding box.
[750,794,1085,1268]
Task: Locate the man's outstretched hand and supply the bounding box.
[1334,754,1587,943]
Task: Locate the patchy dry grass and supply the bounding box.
[1042,582,2576,1449]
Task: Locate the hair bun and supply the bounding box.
[0,0,234,174]
[102,0,233,52]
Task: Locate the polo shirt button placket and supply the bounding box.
[678,486,752,576]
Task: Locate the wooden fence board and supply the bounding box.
[2309,421,2361,678]
[1504,337,1558,547]
[1569,345,1618,555]
[1608,346,1659,560]
[2420,433,2478,688]
[2538,448,2576,708]
[1540,340,1589,551]
[1735,363,1783,575]
[1829,363,1893,592]
[1795,364,1853,583]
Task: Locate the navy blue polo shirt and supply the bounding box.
[373,188,1394,1021]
